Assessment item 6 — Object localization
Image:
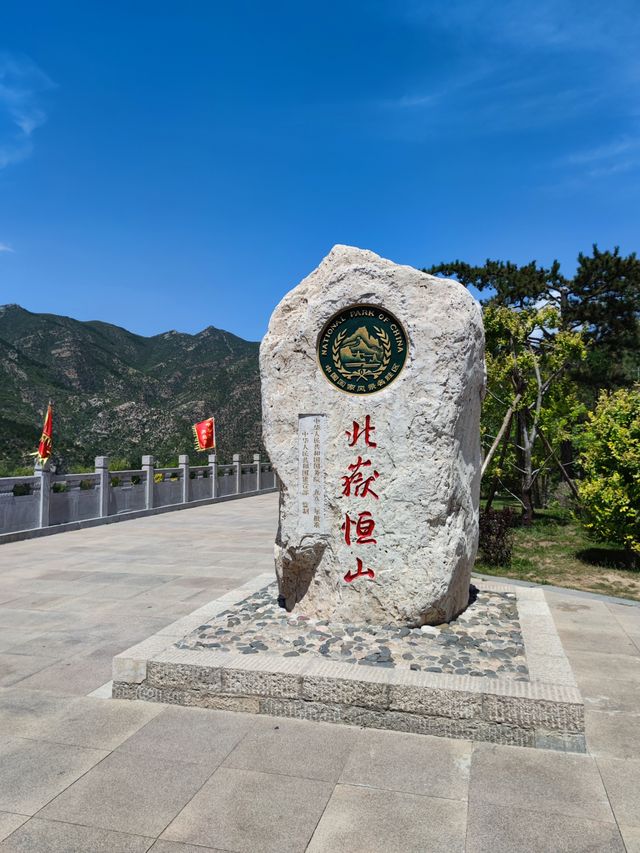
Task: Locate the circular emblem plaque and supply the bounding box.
[317,304,408,394]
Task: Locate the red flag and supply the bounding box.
[193,416,216,452]
[36,403,53,465]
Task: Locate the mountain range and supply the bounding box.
[0,304,263,472]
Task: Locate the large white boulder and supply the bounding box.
[260,245,485,625]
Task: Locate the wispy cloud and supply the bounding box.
[560,135,640,182]
[384,0,639,146]
[406,0,640,57]
[385,71,603,135]
[0,52,54,169]
[0,242,14,253]
[565,138,640,167]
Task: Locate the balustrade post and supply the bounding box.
[95,456,110,518]
[208,453,218,498]
[179,454,190,503]
[36,463,50,528]
[142,455,155,510]
[233,453,241,494]
[253,453,261,492]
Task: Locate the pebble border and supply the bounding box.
[112,573,584,752]
[175,584,530,680]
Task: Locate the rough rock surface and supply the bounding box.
[260,245,485,625]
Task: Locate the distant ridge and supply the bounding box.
[0,305,262,470]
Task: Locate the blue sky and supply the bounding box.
[1,1,638,341]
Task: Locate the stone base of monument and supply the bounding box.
[112,573,585,752]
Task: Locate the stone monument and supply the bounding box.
[260,245,485,625]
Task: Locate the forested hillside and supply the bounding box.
[0,304,262,471]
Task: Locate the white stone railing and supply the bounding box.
[0,453,276,540]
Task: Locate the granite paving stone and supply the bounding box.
[223,716,356,782]
[38,696,165,751]
[76,571,180,586]
[585,710,640,758]
[574,674,640,714]
[14,648,117,694]
[468,742,613,822]
[0,653,60,688]
[32,569,93,581]
[339,728,471,799]
[465,802,626,853]
[117,705,255,768]
[0,818,154,852]
[3,629,102,658]
[148,842,226,853]
[0,687,73,738]
[0,736,108,815]
[565,650,640,684]
[170,576,230,588]
[595,757,640,827]
[0,815,28,845]
[39,750,214,838]
[127,584,208,605]
[0,594,79,612]
[6,580,116,598]
[555,623,639,654]
[619,825,640,853]
[306,783,467,853]
[161,766,333,853]
[0,629,44,654]
[0,494,636,849]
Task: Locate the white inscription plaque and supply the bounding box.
[298,414,327,533]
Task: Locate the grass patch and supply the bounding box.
[476,504,640,602]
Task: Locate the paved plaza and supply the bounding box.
[0,493,638,852]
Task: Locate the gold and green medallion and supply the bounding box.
[317,304,408,394]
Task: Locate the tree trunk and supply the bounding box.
[521,474,534,525]
[537,426,580,501]
[518,410,534,526]
[533,476,543,510]
[484,477,499,513]
[485,413,514,513]
[481,395,520,479]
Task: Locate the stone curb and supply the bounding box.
[112,574,585,752]
[473,572,640,608]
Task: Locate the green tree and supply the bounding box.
[426,245,640,390]
[481,305,586,523]
[568,248,640,391]
[577,388,640,567]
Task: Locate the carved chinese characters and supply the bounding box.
[341,416,380,583]
[298,415,327,534]
[261,245,485,625]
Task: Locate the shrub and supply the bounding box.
[109,458,131,472]
[577,387,640,567]
[1,465,34,477]
[479,508,517,566]
[68,464,92,474]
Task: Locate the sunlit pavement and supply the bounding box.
[0,493,638,852]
